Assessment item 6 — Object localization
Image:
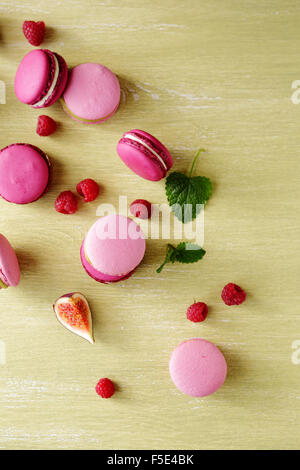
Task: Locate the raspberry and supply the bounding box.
[76,179,100,202]
[186,302,208,322]
[221,283,246,306]
[55,191,78,214]
[130,199,152,219]
[23,21,45,46]
[36,115,57,136]
[95,378,115,398]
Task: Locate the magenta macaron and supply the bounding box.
[116,129,173,181]
[0,234,20,289]
[62,63,120,124]
[15,49,68,108]
[169,339,227,397]
[0,144,51,204]
[81,214,146,283]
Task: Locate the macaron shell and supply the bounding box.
[15,50,51,105]
[63,63,120,122]
[0,144,50,204]
[0,234,20,287]
[84,215,146,277]
[117,140,165,181]
[169,339,227,397]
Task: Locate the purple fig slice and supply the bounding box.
[53,292,94,344]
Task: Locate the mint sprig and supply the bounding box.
[156,242,206,273]
[165,149,212,224]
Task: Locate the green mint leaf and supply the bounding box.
[166,173,212,223]
[156,242,206,273]
[173,242,206,263]
[165,149,212,223]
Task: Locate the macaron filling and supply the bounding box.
[130,130,173,168]
[80,242,135,283]
[61,98,120,123]
[32,53,59,108]
[123,133,168,171]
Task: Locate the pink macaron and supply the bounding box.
[15,49,68,108]
[0,234,20,289]
[0,144,51,204]
[81,214,146,283]
[116,129,173,181]
[169,339,227,397]
[62,63,120,124]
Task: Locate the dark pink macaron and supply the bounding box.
[0,234,20,289]
[0,144,51,204]
[116,129,173,181]
[14,49,68,108]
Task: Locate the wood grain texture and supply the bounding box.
[0,0,299,450]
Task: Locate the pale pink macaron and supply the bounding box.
[81,214,146,283]
[0,144,51,204]
[14,49,68,108]
[169,338,227,397]
[0,234,20,289]
[116,129,173,181]
[62,63,120,124]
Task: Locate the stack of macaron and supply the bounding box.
[116,129,173,181]
[80,214,146,284]
[14,49,68,108]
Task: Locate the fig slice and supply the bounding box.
[53,292,94,344]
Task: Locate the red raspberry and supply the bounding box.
[130,199,152,219]
[76,179,100,202]
[186,302,208,322]
[36,115,57,136]
[23,21,45,46]
[55,191,78,214]
[95,378,115,398]
[221,283,246,306]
